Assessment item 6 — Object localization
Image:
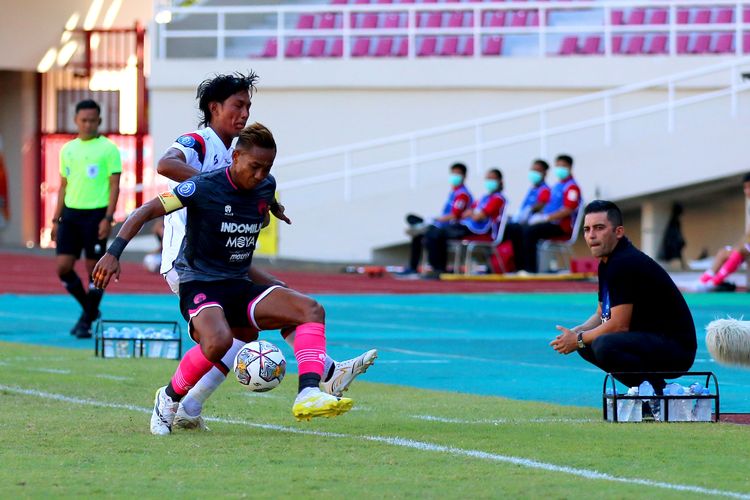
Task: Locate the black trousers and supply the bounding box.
[506,222,567,272]
[423,224,471,272]
[577,331,696,391]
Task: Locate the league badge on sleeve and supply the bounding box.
[177,135,196,148]
[177,180,197,197]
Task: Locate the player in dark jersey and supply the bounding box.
[94,124,355,434]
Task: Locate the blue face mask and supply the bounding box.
[554,166,571,180]
[449,173,464,187]
[528,170,543,185]
[484,179,500,192]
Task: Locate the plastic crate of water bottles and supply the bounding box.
[602,371,720,423]
[95,319,182,360]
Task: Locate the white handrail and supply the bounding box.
[273,57,750,192]
[155,0,750,59]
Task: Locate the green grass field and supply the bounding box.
[2,341,750,499]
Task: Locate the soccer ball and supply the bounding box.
[233,340,286,392]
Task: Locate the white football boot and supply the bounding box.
[173,403,210,431]
[150,386,179,436]
[292,387,353,421]
[322,349,378,397]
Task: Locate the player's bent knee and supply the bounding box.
[300,298,325,324]
[199,330,234,361]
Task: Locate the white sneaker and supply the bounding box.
[173,404,210,431]
[694,282,717,293]
[322,349,378,397]
[292,387,353,421]
[150,386,178,436]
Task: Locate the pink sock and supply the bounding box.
[170,345,216,396]
[699,271,713,284]
[712,250,744,285]
[294,322,326,376]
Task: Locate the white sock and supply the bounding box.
[282,329,336,380]
[180,338,245,416]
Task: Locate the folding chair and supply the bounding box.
[448,208,510,275]
[537,203,584,273]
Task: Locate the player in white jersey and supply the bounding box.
[156,72,377,430]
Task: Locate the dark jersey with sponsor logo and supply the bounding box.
[171,167,275,283]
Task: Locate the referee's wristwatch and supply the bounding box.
[576,331,586,350]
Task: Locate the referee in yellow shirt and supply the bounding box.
[51,100,121,338]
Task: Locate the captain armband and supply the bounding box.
[158,191,185,213]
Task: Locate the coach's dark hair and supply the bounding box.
[533,159,549,171]
[743,172,750,184]
[75,99,101,115]
[450,162,468,176]
[556,154,574,167]
[197,71,259,127]
[236,122,276,151]
[584,200,623,227]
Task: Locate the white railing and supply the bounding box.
[154,0,750,59]
[271,57,750,198]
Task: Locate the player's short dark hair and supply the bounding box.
[75,99,100,115]
[584,200,623,227]
[450,162,468,176]
[197,71,259,127]
[236,122,276,151]
[533,159,549,171]
[743,172,750,184]
[556,154,574,167]
[488,168,502,180]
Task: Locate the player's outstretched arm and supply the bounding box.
[270,200,291,225]
[93,198,168,289]
[157,148,200,183]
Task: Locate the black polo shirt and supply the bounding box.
[598,237,696,351]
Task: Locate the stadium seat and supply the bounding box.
[419,12,442,28]
[330,0,348,4]
[374,37,394,56]
[319,13,340,29]
[329,38,344,56]
[647,34,668,54]
[446,11,466,28]
[713,33,734,54]
[395,37,409,56]
[353,0,370,4]
[510,11,528,27]
[376,0,393,3]
[485,11,506,27]
[676,34,690,54]
[611,35,623,54]
[307,39,327,57]
[260,38,277,58]
[626,8,645,25]
[676,9,690,24]
[580,35,601,55]
[691,34,711,54]
[358,13,379,28]
[483,35,503,55]
[285,39,304,58]
[352,37,372,56]
[537,204,584,273]
[558,36,578,55]
[461,36,474,56]
[714,8,733,23]
[745,9,750,23]
[418,37,437,56]
[693,9,711,24]
[649,9,667,25]
[448,210,510,275]
[441,36,459,56]
[383,13,401,29]
[624,35,645,55]
[745,33,750,54]
[611,10,624,25]
[297,14,315,29]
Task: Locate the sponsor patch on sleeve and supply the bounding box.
[566,189,579,202]
[177,135,196,148]
[158,191,184,213]
[177,180,197,197]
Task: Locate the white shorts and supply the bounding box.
[163,268,180,295]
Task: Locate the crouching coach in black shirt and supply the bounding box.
[550,200,696,391]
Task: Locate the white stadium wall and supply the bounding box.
[150,57,750,262]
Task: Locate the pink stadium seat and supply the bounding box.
[441,36,460,56]
[648,34,668,54]
[483,35,503,55]
[649,9,667,25]
[260,38,277,58]
[461,36,474,56]
[676,9,690,24]
[624,35,645,54]
[359,13,379,28]
[691,34,711,54]
[285,39,304,58]
[319,13,339,29]
[330,0,348,4]
[374,37,394,56]
[395,37,408,56]
[352,38,372,56]
[676,34,690,54]
[714,33,734,53]
[611,35,623,54]
[626,9,645,25]
[745,9,750,23]
[485,11,506,27]
[714,8,733,24]
[580,35,601,55]
[307,39,327,57]
[353,0,370,4]
[329,38,344,56]
[376,0,393,3]
[528,11,540,26]
[510,11,527,27]
[419,12,442,28]
[447,12,465,28]
[558,36,578,55]
[693,9,710,24]
[611,10,624,25]
[383,13,401,28]
[397,0,415,3]
[744,33,750,54]
[297,14,315,29]
[418,37,437,56]
[421,0,438,3]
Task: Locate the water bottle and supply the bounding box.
[693,388,712,421]
[605,388,614,421]
[103,327,117,358]
[142,328,155,358]
[664,383,691,421]
[638,381,660,421]
[147,329,164,358]
[617,387,640,422]
[116,327,132,358]
[132,327,144,358]
[164,328,179,359]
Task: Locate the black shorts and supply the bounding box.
[56,206,108,260]
[179,279,280,334]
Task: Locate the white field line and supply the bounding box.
[1,384,748,499]
[411,414,594,425]
[95,374,133,381]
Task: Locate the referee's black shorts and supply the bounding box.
[55,206,108,260]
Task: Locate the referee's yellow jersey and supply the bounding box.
[59,136,122,209]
